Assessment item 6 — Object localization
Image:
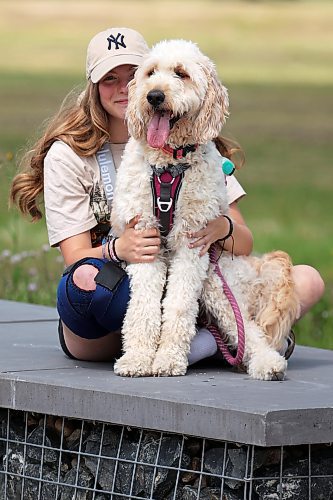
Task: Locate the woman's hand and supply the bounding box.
[115,215,161,263]
[187,202,254,257]
[188,215,230,257]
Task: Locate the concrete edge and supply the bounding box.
[0,377,268,446]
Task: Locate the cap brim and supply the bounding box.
[90,54,144,83]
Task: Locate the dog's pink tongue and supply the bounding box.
[147,111,171,148]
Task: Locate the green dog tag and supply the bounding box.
[221,157,235,176]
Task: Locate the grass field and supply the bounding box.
[1,0,332,348]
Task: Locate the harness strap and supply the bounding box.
[96,143,117,208]
[151,171,184,237]
[151,162,190,238]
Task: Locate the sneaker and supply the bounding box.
[284,330,296,360]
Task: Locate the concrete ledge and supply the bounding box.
[1,299,332,447]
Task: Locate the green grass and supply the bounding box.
[1,0,332,349]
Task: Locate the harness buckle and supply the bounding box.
[157,197,173,212]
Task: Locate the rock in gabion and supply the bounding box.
[0,409,333,499]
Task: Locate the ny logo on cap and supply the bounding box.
[107,33,126,50]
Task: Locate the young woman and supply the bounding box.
[10,27,325,365]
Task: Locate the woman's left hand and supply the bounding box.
[187,215,230,257]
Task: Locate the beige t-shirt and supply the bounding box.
[44,140,246,247]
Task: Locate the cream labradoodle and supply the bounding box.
[111,40,300,379]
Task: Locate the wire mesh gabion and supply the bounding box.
[0,408,333,499]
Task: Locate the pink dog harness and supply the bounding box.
[151,162,191,237]
[150,143,198,237]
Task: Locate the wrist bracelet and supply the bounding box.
[107,240,113,261]
[217,215,234,242]
[107,237,124,264]
[102,242,107,260]
[112,237,123,263]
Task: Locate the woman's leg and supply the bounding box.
[57,258,129,361]
[292,265,325,320]
[60,323,122,361]
[191,264,325,365]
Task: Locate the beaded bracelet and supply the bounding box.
[217,215,234,242]
[102,241,108,260]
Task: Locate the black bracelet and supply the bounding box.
[217,215,234,242]
[112,237,124,263]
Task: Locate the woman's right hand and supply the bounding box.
[115,215,161,264]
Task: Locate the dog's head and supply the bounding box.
[126,39,229,147]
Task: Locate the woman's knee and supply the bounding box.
[57,257,130,337]
[57,258,109,338]
[292,265,325,318]
[72,264,99,291]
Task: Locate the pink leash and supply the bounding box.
[206,244,245,366]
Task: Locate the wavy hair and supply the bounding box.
[214,135,245,170]
[10,81,110,221]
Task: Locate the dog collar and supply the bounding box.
[161,143,198,160]
[151,162,191,178]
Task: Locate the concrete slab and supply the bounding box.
[0,300,332,447]
[0,299,58,323]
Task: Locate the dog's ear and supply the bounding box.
[126,78,145,139]
[192,61,229,143]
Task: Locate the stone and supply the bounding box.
[60,464,94,500]
[26,426,58,464]
[83,424,121,492]
[134,432,191,498]
[225,448,247,490]
[255,477,309,499]
[21,464,59,500]
[203,446,225,477]
[181,486,242,499]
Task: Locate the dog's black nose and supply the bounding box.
[147,90,165,107]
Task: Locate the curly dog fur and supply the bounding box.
[111,39,300,380]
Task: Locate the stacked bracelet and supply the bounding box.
[102,236,124,265]
[108,237,124,264]
[217,215,234,242]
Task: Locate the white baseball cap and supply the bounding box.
[86,27,149,83]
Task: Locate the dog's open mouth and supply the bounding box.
[147,111,181,149]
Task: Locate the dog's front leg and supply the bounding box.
[152,246,209,376]
[114,258,167,377]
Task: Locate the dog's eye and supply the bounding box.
[175,70,188,79]
[147,69,155,77]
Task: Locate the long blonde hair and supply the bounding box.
[10,81,110,221]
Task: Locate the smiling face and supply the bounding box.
[126,40,229,147]
[98,64,137,121]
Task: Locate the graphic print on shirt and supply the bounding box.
[89,182,111,246]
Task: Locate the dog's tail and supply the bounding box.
[249,251,301,351]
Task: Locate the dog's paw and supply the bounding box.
[152,348,188,377]
[247,351,287,381]
[114,350,155,377]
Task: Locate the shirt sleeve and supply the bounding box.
[225,174,246,205]
[44,142,97,246]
